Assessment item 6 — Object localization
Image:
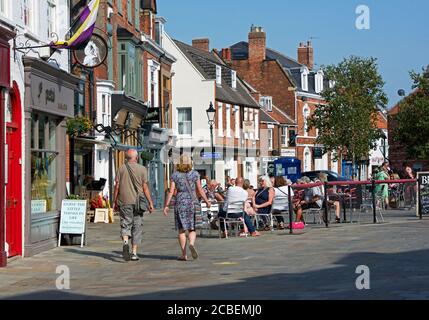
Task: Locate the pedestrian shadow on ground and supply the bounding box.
[5,248,429,300]
[64,248,178,262]
[63,248,125,263]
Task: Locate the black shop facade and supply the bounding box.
[23,57,80,257]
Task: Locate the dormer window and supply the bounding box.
[301,67,309,92]
[315,70,324,94]
[216,65,222,86]
[231,70,237,90]
[260,96,272,112]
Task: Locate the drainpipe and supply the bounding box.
[0,91,6,267]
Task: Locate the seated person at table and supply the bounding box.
[205,180,224,202]
[272,176,294,230]
[317,174,342,223]
[294,176,323,223]
[218,177,260,237]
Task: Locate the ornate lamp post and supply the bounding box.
[206,102,216,180]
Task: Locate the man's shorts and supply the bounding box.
[119,205,144,245]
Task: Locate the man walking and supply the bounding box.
[114,149,154,261]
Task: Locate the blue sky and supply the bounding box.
[158,0,429,108]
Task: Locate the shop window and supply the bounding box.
[31,114,59,214]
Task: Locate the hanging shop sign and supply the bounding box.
[28,71,75,118]
[73,33,108,69]
[58,200,87,248]
[144,108,161,124]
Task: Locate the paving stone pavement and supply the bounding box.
[1,209,429,300]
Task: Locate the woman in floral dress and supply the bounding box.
[164,155,211,261]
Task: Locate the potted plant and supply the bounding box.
[66,117,93,136]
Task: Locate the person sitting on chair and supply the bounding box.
[272,176,294,230]
[219,177,260,238]
[294,176,323,223]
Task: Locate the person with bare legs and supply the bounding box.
[164,155,211,261]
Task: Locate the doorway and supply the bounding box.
[5,82,22,257]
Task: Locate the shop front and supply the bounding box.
[23,57,79,257]
[0,25,16,266]
[142,126,169,209]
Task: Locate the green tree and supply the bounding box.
[308,56,388,178]
[392,66,429,159]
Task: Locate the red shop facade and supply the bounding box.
[0,25,16,267]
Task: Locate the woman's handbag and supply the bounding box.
[125,163,149,215]
[182,173,203,229]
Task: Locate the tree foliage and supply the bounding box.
[392,66,429,159]
[308,56,388,170]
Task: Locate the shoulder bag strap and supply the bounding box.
[275,187,289,198]
[125,163,140,194]
[182,172,199,205]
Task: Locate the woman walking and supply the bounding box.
[164,155,211,261]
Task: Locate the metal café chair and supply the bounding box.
[219,201,245,239]
[271,195,290,229]
[200,201,219,237]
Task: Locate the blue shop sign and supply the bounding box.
[201,152,223,160]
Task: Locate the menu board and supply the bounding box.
[59,200,87,235]
[418,172,429,216]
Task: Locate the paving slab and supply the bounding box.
[0,209,428,300]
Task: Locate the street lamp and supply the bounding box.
[206,102,216,180]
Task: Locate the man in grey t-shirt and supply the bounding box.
[114,149,154,262]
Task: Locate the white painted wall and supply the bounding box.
[163,32,215,150]
[94,80,115,198]
[315,152,329,171]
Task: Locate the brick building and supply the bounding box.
[67,0,175,208]
[164,35,261,187]
[223,26,338,174]
[388,94,429,173]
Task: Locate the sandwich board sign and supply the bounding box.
[58,200,87,247]
[417,172,429,218]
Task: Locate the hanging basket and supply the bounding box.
[66,117,93,136]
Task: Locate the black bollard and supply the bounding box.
[324,182,329,228]
[372,179,377,224]
[288,185,294,234]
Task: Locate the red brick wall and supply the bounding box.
[231,59,296,120]
[248,31,266,62]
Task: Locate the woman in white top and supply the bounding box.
[272,176,294,229]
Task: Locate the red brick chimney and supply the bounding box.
[221,48,232,62]
[192,38,210,52]
[248,26,266,62]
[298,41,314,70]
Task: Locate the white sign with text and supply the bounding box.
[59,200,87,248]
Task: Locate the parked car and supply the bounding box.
[301,170,348,182]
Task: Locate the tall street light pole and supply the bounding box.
[206,102,216,180]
